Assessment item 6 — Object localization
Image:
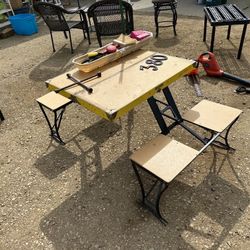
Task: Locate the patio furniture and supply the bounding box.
[152,0,178,37]
[203,4,250,59]
[37,50,242,224]
[34,2,91,53]
[130,100,241,223]
[87,0,134,47]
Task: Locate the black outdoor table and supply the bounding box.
[203,4,250,59]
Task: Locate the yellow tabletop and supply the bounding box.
[47,50,195,121]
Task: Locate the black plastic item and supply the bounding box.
[206,0,221,6]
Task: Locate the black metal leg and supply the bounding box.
[50,31,56,52]
[68,30,74,54]
[0,110,4,121]
[162,87,182,121]
[210,26,216,52]
[63,31,68,39]
[132,162,168,225]
[237,24,248,59]
[171,5,177,36]
[154,7,159,38]
[227,25,231,39]
[97,33,102,47]
[147,96,169,135]
[38,103,66,145]
[203,15,207,42]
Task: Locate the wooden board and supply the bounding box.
[36,92,72,111]
[47,50,195,121]
[130,135,198,183]
[183,100,242,132]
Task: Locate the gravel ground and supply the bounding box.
[0,12,250,250]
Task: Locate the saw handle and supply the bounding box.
[198,51,223,77]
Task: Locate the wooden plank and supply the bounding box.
[36,92,72,111]
[183,100,242,133]
[48,50,195,121]
[130,135,198,183]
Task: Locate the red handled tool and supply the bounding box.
[186,67,203,97]
[198,52,250,93]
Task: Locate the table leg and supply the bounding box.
[147,96,169,134]
[203,15,207,42]
[162,87,182,121]
[227,25,231,39]
[237,24,248,59]
[210,26,216,52]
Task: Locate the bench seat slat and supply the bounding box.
[130,135,198,183]
[183,100,242,133]
[36,92,72,111]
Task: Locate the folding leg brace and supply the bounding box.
[38,103,68,144]
[202,116,240,151]
[132,161,168,224]
[36,92,72,144]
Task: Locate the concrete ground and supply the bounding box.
[1,1,250,250]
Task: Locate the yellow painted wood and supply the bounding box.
[130,134,198,183]
[183,100,242,132]
[47,50,195,121]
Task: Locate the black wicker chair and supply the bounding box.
[34,2,91,53]
[88,0,134,47]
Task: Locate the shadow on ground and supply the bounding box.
[38,134,249,249]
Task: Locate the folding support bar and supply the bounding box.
[132,161,168,224]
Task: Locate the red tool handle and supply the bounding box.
[198,52,223,77]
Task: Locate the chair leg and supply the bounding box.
[172,5,177,36]
[63,31,68,39]
[154,7,159,38]
[50,30,56,52]
[68,30,74,54]
[97,34,102,47]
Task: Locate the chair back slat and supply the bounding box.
[34,2,69,31]
[88,0,134,36]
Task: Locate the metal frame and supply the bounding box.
[131,86,241,224]
[153,0,178,37]
[203,4,250,59]
[132,161,168,224]
[38,102,71,144]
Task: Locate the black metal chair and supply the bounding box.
[34,2,91,53]
[152,0,178,37]
[87,0,134,47]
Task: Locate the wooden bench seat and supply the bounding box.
[36,91,72,112]
[182,100,242,150]
[130,134,198,183]
[182,100,242,133]
[130,134,198,224]
[36,92,72,144]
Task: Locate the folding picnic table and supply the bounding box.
[40,50,195,143]
[37,49,242,223]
